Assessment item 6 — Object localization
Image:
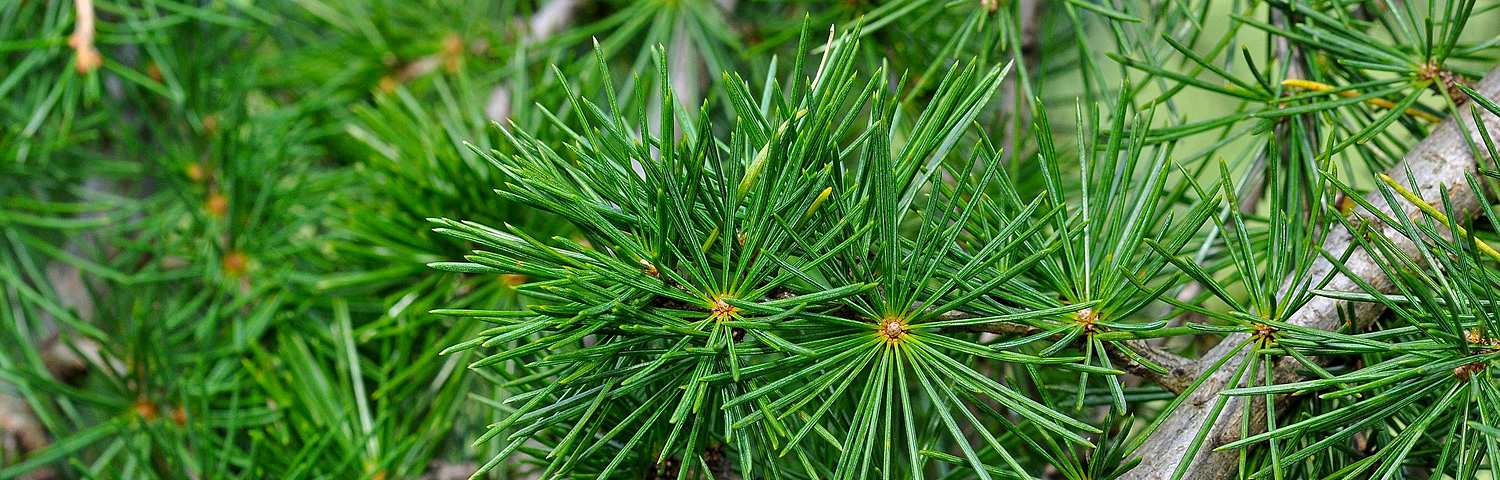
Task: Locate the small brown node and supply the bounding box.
[186,164,205,183]
[222,250,248,278]
[1418,60,1468,103]
[378,75,398,94]
[1465,329,1499,348]
[441,33,464,74]
[132,397,157,421]
[1251,323,1279,348]
[71,42,101,74]
[879,316,910,345]
[1075,308,1102,335]
[1335,193,1355,215]
[710,295,738,321]
[205,193,228,218]
[1455,362,1487,382]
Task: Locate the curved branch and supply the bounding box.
[1121,63,1500,480]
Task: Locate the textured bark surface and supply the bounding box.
[1122,64,1500,480]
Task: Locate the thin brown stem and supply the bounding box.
[68,0,101,73]
[938,311,1195,393]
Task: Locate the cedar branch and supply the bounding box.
[1120,63,1500,480]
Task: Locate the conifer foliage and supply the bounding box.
[5,1,1500,480]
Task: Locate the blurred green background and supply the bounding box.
[1,1,1058,478]
[3,0,1499,479]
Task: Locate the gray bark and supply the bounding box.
[1122,64,1500,480]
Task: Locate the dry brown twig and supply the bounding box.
[68,0,101,73]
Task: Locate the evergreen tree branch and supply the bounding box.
[946,313,1195,393]
[1122,63,1500,480]
[1109,340,1195,394]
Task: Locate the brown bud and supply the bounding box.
[441,33,464,74]
[205,193,228,218]
[186,164,205,183]
[1455,362,1486,382]
[133,397,157,421]
[710,295,738,321]
[222,250,248,277]
[73,46,102,74]
[1335,193,1355,215]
